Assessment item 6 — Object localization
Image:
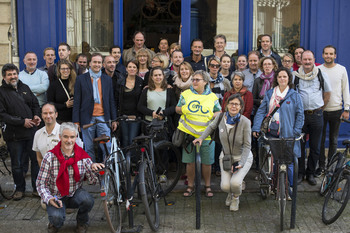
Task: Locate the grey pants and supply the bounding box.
[220,152,253,196]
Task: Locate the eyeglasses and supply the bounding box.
[227,103,240,107]
[192,78,203,82]
[210,64,220,68]
[282,60,292,63]
[60,68,70,71]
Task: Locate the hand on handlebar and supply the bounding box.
[91,163,105,172]
[253,132,259,138]
[193,138,203,146]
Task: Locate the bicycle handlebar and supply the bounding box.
[82,115,137,129]
[261,133,304,142]
[341,117,350,123]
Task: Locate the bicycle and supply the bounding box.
[83,116,139,233]
[259,133,304,231]
[321,118,350,225]
[194,142,201,229]
[0,144,15,200]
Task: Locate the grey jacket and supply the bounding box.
[200,114,251,166]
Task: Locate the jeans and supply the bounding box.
[7,139,39,192]
[120,120,141,148]
[47,188,94,229]
[320,110,342,168]
[298,109,323,176]
[81,116,111,162]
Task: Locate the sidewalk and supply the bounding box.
[0,169,349,233]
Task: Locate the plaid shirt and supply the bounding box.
[36,150,98,204]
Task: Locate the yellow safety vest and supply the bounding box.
[178,89,218,139]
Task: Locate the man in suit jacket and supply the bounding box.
[73,53,117,162]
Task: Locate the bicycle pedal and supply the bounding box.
[166,201,175,206]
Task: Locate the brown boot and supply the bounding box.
[13,191,24,201]
[75,224,88,233]
[47,223,58,233]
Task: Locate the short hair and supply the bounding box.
[133,31,146,40]
[225,94,244,113]
[58,42,71,51]
[153,54,169,69]
[179,61,194,79]
[214,34,227,43]
[301,50,315,59]
[103,55,115,63]
[171,50,183,58]
[126,60,139,69]
[282,53,294,62]
[43,47,55,56]
[261,34,272,43]
[76,53,87,62]
[193,70,210,84]
[109,45,121,54]
[190,39,203,47]
[136,48,151,67]
[59,122,78,136]
[148,67,168,91]
[259,57,278,73]
[42,102,57,113]
[24,51,37,58]
[232,71,245,82]
[2,63,19,77]
[294,46,305,55]
[208,56,221,66]
[272,67,294,89]
[247,50,260,59]
[56,60,76,95]
[323,45,337,55]
[91,53,103,60]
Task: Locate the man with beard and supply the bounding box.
[317,45,350,176]
[36,122,104,233]
[293,50,332,185]
[0,63,41,200]
[243,51,262,92]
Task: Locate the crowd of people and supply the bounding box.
[0,31,349,232]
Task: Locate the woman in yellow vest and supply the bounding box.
[176,70,221,197]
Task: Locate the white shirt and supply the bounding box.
[32,122,61,156]
[319,64,350,111]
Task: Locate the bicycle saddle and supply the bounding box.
[133,135,151,143]
[93,134,110,143]
[342,139,350,146]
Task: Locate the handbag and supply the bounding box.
[172,128,185,147]
[260,99,285,134]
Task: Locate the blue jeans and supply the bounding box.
[298,109,323,176]
[81,116,111,162]
[47,188,94,229]
[6,139,39,192]
[120,120,141,148]
[320,110,342,168]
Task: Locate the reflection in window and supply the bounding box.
[253,0,301,53]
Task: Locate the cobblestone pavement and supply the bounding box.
[0,170,349,233]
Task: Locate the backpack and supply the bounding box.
[294,68,324,91]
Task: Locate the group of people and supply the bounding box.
[0,31,349,232]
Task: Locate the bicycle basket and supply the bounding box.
[267,138,296,164]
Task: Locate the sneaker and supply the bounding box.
[41,200,47,210]
[225,193,233,206]
[159,175,167,183]
[230,196,239,211]
[13,191,24,201]
[315,167,324,178]
[242,181,246,191]
[76,224,88,233]
[48,223,58,233]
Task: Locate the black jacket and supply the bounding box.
[0,79,40,141]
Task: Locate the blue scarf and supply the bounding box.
[209,73,224,84]
[190,84,212,95]
[226,112,240,125]
[89,68,102,104]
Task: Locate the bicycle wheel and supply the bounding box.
[103,169,122,233]
[258,145,272,199]
[279,171,286,231]
[195,145,201,229]
[0,156,16,200]
[320,152,343,196]
[322,174,350,225]
[139,161,160,231]
[154,141,182,196]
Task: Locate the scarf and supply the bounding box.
[259,71,275,97]
[89,68,102,104]
[268,86,289,116]
[293,65,318,81]
[50,142,91,196]
[210,73,225,101]
[173,74,192,90]
[226,112,241,125]
[190,84,212,95]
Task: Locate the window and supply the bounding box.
[253,0,301,53]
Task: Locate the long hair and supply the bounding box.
[148,67,167,91]
[57,60,76,95]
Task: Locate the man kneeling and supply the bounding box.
[36,122,104,233]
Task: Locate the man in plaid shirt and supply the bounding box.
[36,122,104,233]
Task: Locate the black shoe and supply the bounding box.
[297,174,304,185]
[306,174,317,186]
[314,167,324,178]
